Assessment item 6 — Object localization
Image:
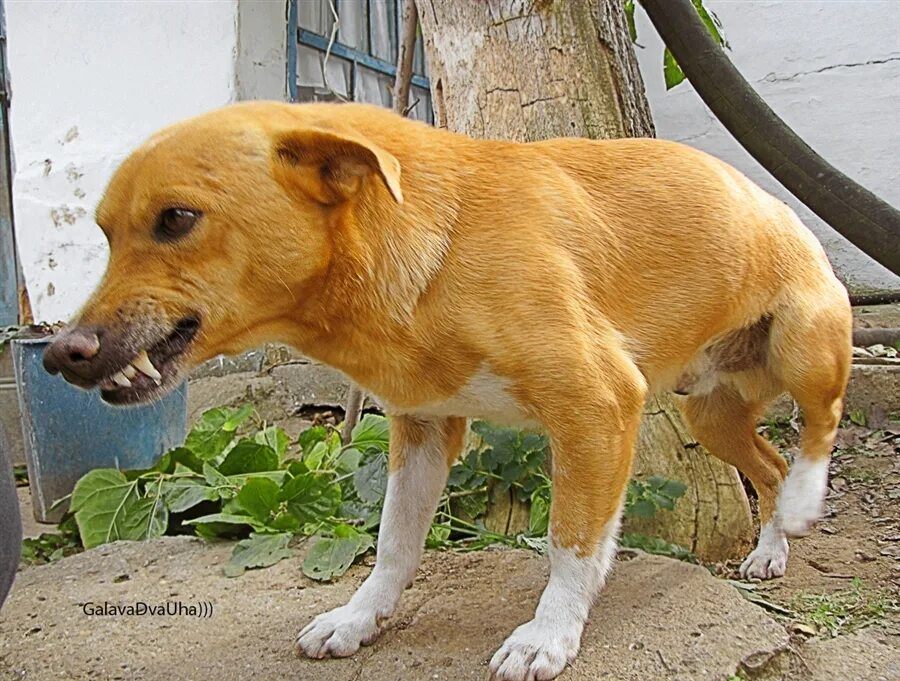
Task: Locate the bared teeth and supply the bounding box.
[133,350,162,385]
[122,365,137,379]
[111,371,132,387]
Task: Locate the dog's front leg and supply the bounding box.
[490,358,646,681]
[295,415,466,659]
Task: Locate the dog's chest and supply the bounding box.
[393,366,536,427]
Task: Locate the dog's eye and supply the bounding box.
[155,208,200,242]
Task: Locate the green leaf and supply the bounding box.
[529,491,550,536]
[236,478,281,523]
[339,500,381,530]
[624,0,637,42]
[849,409,867,427]
[160,477,219,513]
[168,447,205,474]
[298,425,328,456]
[223,404,254,430]
[225,470,288,487]
[426,521,451,549]
[334,447,362,473]
[662,1,729,91]
[627,498,658,519]
[472,421,518,452]
[691,0,728,49]
[184,512,264,530]
[70,469,167,548]
[520,432,549,453]
[269,511,302,533]
[185,407,241,460]
[663,48,685,90]
[218,440,279,476]
[201,462,236,500]
[304,441,328,470]
[224,532,293,577]
[302,527,374,581]
[255,426,290,460]
[350,414,389,453]
[353,456,388,505]
[656,477,688,499]
[279,473,341,523]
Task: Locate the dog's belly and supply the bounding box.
[391,365,539,427]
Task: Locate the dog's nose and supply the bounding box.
[43,328,102,376]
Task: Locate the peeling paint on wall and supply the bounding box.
[6,1,240,322]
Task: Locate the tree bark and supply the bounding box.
[420,0,753,561]
[419,0,653,140]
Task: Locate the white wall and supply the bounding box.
[8,0,896,322]
[633,0,900,293]
[6,0,239,322]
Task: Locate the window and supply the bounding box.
[289,0,432,123]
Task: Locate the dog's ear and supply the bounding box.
[273,128,403,205]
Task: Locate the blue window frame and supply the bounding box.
[287,0,432,123]
[0,2,17,326]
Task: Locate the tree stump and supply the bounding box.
[628,393,753,561]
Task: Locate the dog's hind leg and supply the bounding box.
[680,386,790,578]
[769,291,852,537]
[489,347,646,681]
[295,415,466,659]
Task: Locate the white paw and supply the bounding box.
[778,456,828,537]
[294,603,382,659]
[489,618,581,681]
[739,522,789,580]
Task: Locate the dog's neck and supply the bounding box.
[288,173,462,389]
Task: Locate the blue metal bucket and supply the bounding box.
[12,337,187,522]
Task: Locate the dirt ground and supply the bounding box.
[2,420,898,680]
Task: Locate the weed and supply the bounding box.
[54,406,690,580]
[13,464,28,486]
[793,577,893,637]
[759,414,793,446]
[842,466,879,484]
[20,517,81,565]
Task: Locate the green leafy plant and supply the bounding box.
[760,413,794,447]
[13,464,28,486]
[625,475,688,519]
[623,0,729,90]
[793,578,894,637]
[60,405,691,580]
[20,517,81,565]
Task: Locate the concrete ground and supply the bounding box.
[2,538,895,681]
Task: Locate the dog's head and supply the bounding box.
[42,102,403,405]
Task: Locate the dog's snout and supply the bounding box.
[43,328,102,375]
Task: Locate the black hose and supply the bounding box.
[639,0,900,276]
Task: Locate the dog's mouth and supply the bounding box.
[97,315,201,405]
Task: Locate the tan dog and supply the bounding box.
[44,102,851,681]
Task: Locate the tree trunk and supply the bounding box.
[419,0,753,561]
